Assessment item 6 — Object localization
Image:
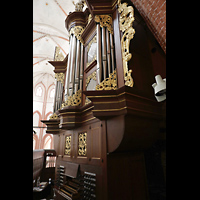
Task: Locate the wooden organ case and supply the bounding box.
[41,0,166,199]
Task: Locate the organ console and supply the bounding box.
[41,0,166,199]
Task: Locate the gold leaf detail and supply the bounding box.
[54,46,64,61]
[95,70,117,90]
[86,71,97,88]
[118,0,135,87]
[64,136,71,155]
[61,89,82,107]
[78,132,87,156]
[69,26,84,44]
[55,73,64,84]
[49,113,58,119]
[94,15,113,34]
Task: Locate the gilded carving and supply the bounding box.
[54,46,64,61]
[95,70,117,90]
[70,26,84,43]
[78,132,87,156]
[49,113,58,119]
[62,89,82,107]
[118,0,135,87]
[94,15,113,34]
[55,73,64,84]
[87,35,97,67]
[86,71,97,88]
[64,135,71,155]
[72,0,85,12]
[87,14,93,25]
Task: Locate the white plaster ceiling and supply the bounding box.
[33,0,76,86]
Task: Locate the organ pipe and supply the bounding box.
[96,23,102,84]
[110,32,115,73]
[79,43,84,90]
[102,26,107,80]
[69,34,77,96]
[75,39,81,93]
[106,28,111,75]
[64,35,73,101]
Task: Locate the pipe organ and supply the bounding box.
[41,0,166,199]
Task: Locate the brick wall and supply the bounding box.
[131,0,166,54]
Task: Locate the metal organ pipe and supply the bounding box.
[106,28,111,75]
[61,29,84,107]
[96,23,102,84]
[53,80,58,113]
[110,32,115,73]
[69,34,77,96]
[102,26,107,80]
[65,35,73,101]
[79,43,84,90]
[74,39,81,93]
[96,24,116,82]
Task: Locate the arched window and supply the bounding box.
[50,88,55,98]
[43,135,52,149]
[36,86,43,97]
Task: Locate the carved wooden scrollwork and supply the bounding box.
[94,15,113,34]
[78,132,87,156]
[118,0,135,87]
[95,70,117,90]
[62,89,82,107]
[64,135,71,155]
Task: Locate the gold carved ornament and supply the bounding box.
[61,89,82,107]
[86,35,97,68]
[94,15,113,34]
[70,26,84,44]
[96,70,117,90]
[86,71,97,88]
[78,132,87,156]
[49,113,59,119]
[85,71,97,105]
[118,0,135,87]
[55,73,64,85]
[54,46,64,61]
[65,135,71,155]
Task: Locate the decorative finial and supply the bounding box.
[72,0,85,12]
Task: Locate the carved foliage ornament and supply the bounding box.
[49,113,59,119]
[62,89,82,107]
[65,135,71,155]
[54,46,64,61]
[78,132,87,156]
[94,15,113,34]
[96,70,117,90]
[118,0,135,87]
[70,26,84,43]
[55,73,64,84]
[86,71,97,88]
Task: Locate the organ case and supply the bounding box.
[41,0,166,199]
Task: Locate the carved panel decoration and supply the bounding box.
[95,70,117,90]
[118,0,135,87]
[86,71,97,89]
[55,73,65,84]
[54,46,64,61]
[69,26,84,43]
[78,132,87,156]
[64,135,71,155]
[94,15,113,34]
[87,35,97,68]
[49,112,59,119]
[62,89,82,107]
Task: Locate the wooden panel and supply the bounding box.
[91,126,101,159]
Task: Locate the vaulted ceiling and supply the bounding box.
[33,0,76,87]
[33,0,166,87]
